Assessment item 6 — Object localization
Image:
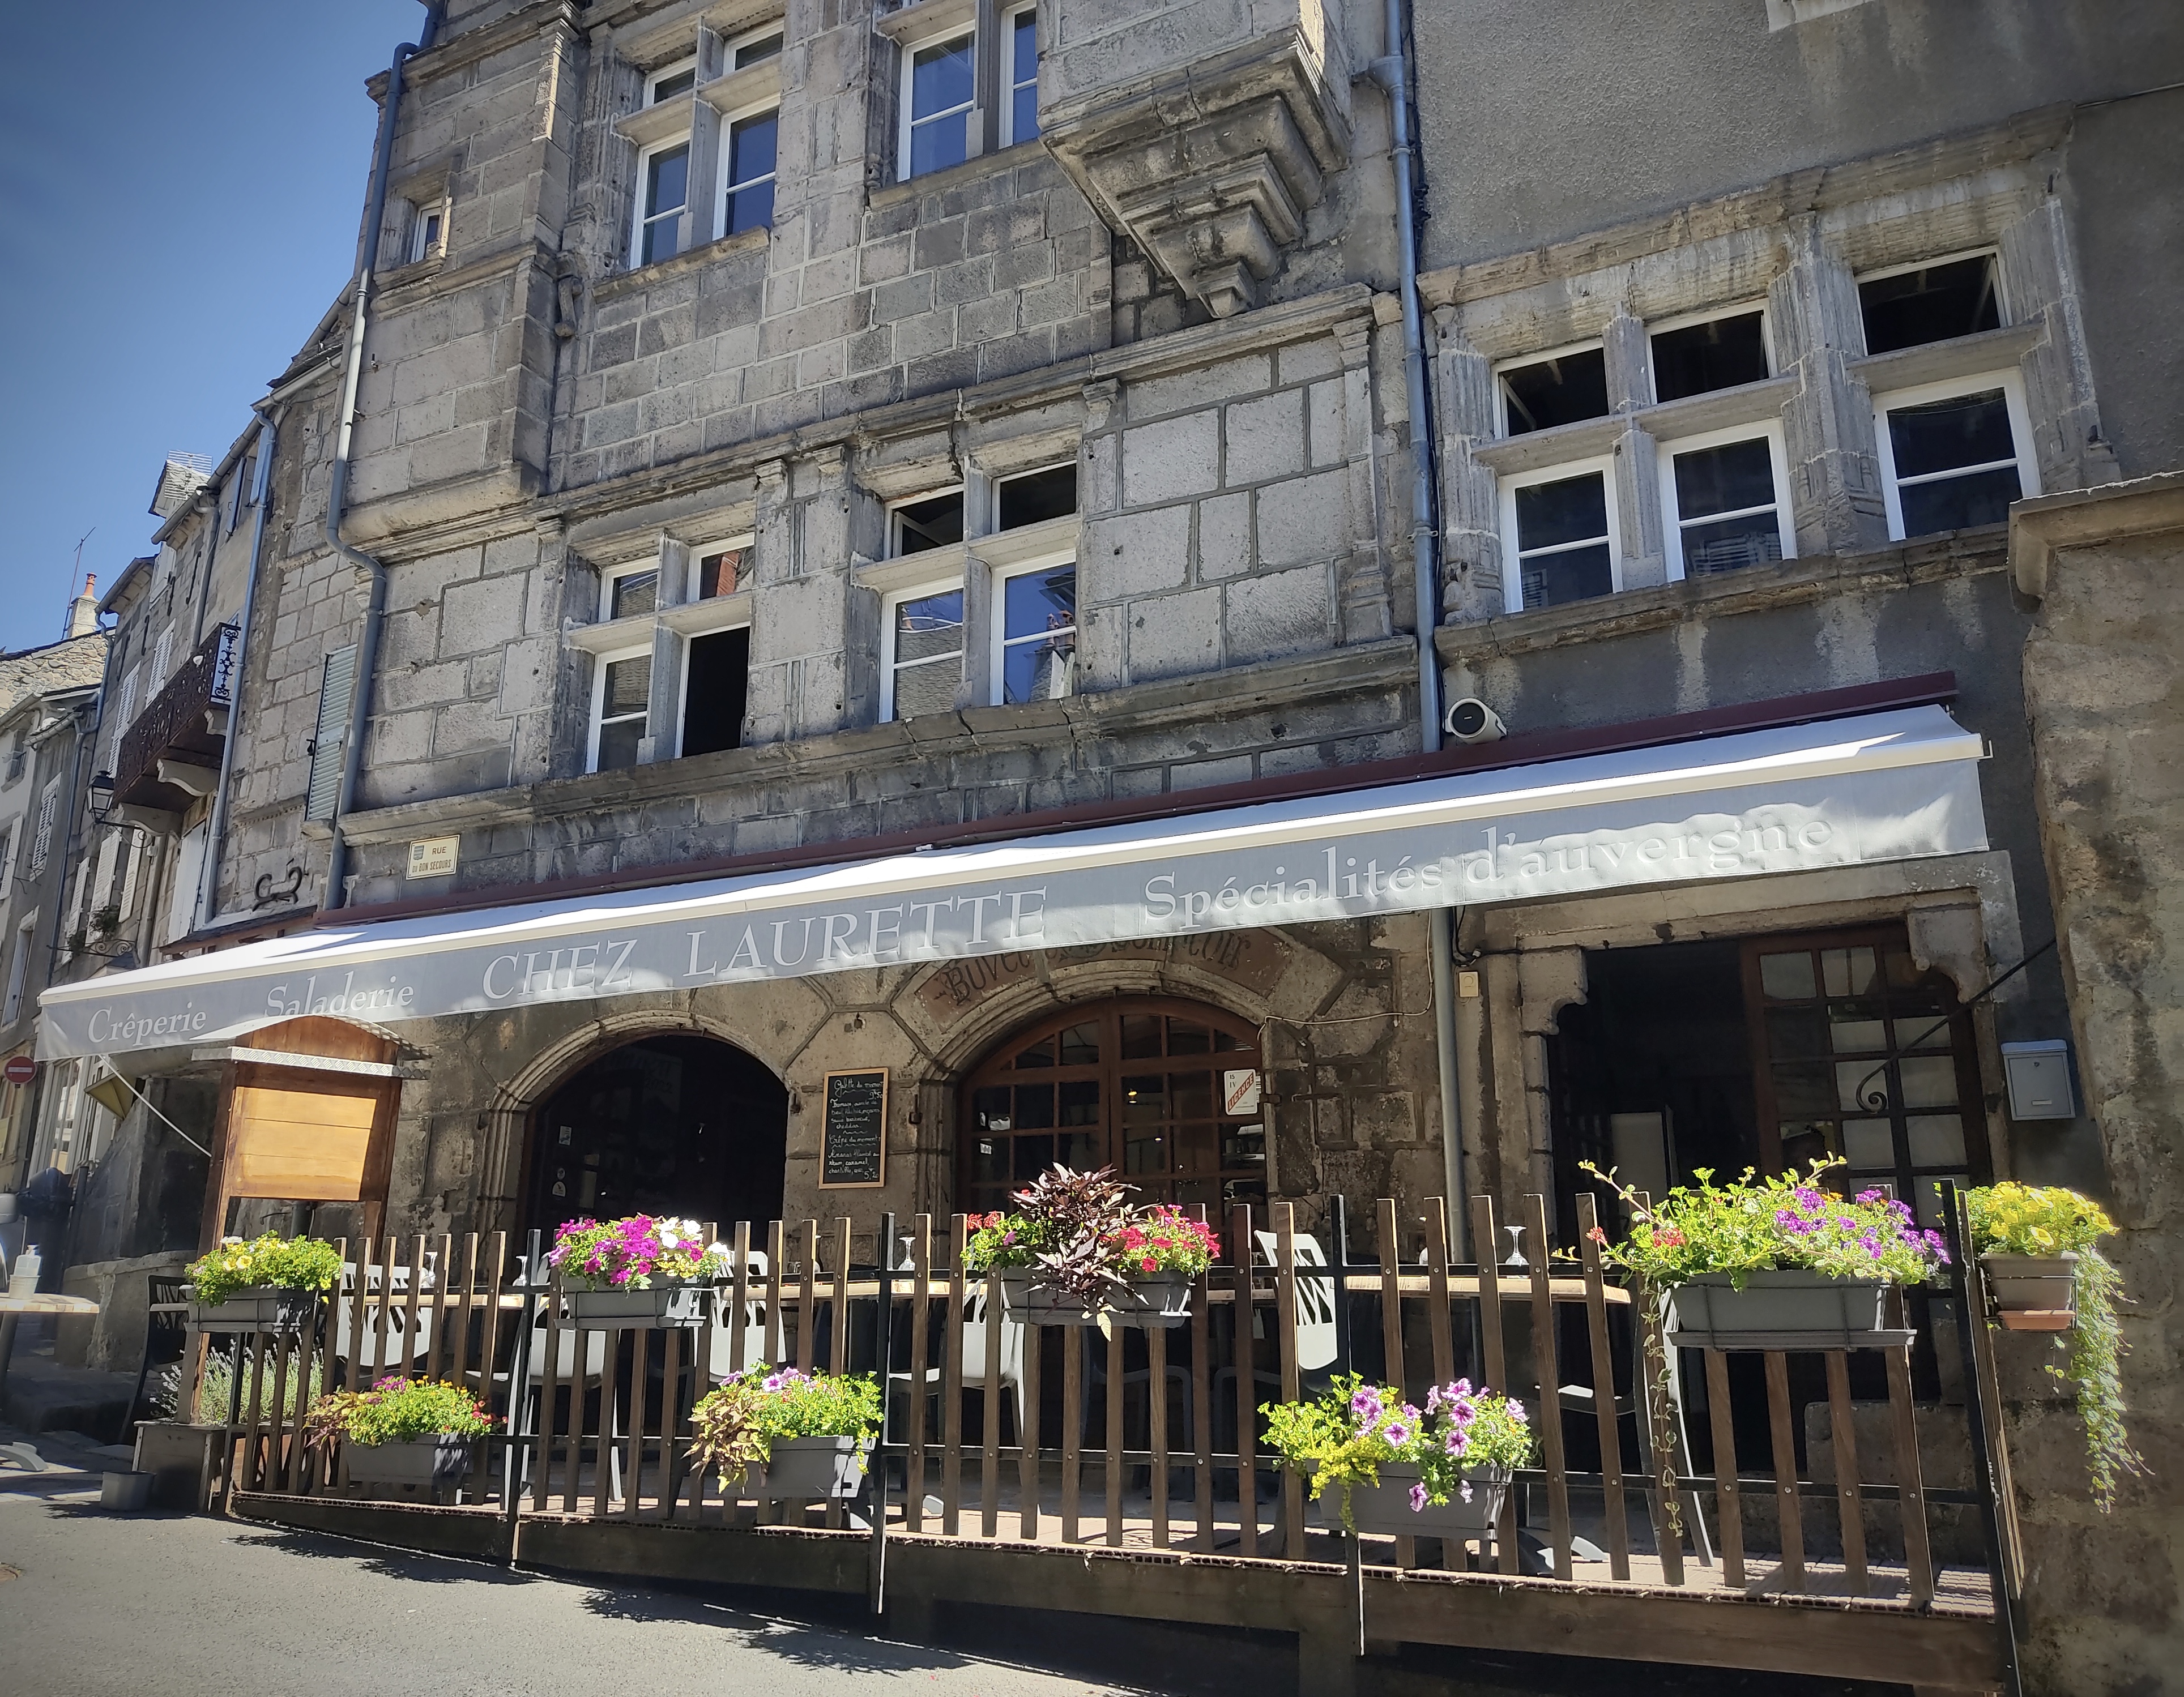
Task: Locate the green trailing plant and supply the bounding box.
[1260,1372,1534,1531]
[1964,1181,2113,1256]
[1965,1183,2145,1512]
[685,1367,882,1489]
[1581,1159,1951,1288]
[302,1377,496,1453]
[184,1233,343,1306]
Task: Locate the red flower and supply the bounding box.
[1586,1225,1607,1245]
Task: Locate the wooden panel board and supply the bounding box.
[226,1081,379,1200]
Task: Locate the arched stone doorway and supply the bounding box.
[959,997,1266,1216]
[523,1034,787,1240]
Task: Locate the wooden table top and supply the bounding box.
[0,1292,100,1315]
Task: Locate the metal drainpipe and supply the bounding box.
[1369,0,1468,1256]
[323,5,442,913]
[193,406,278,934]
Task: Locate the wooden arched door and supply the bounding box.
[959,998,1266,1215]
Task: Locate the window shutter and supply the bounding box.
[29,783,59,871]
[305,646,357,822]
[114,668,138,731]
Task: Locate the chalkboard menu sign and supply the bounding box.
[818,1068,888,1189]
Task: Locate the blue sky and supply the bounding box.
[0,2,425,655]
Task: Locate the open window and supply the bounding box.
[680,626,749,757]
[1657,422,1794,579]
[993,463,1077,531]
[889,489,966,556]
[1497,344,1609,437]
[1649,309,1771,403]
[1872,372,2038,540]
[1499,458,1619,612]
[1858,253,2001,357]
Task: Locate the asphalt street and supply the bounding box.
[0,1476,1149,1697]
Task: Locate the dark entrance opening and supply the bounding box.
[1547,927,1992,1477]
[524,1035,787,1241]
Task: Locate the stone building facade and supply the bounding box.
[33,2,2184,1689]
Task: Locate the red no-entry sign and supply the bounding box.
[3,1057,36,1087]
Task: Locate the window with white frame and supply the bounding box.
[993,463,1076,531]
[882,581,966,720]
[603,562,662,621]
[993,559,1075,704]
[634,138,692,266]
[1657,423,1794,579]
[901,29,976,180]
[721,106,778,235]
[1872,373,2038,541]
[1500,459,1618,612]
[890,489,966,557]
[1649,307,1772,403]
[1859,253,2000,357]
[1497,345,1609,436]
[406,198,446,264]
[1002,5,1040,147]
[581,536,756,771]
[648,55,698,105]
[690,541,749,601]
[590,647,654,772]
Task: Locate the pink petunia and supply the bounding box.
[1408,1482,1428,1514]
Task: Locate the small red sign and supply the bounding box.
[3,1056,35,1087]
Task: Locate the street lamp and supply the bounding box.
[87,771,114,822]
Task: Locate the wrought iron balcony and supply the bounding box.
[112,621,238,821]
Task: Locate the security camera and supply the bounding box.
[1444,698,1507,744]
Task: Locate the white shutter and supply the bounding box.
[28,782,59,871]
[114,668,138,731]
[0,825,15,903]
[305,645,357,822]
[166,824,207,942]
[152,627,174,687]
[116,827,145,918]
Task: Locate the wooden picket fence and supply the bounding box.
[201,1192,2018,1609]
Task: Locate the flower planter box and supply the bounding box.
[1323,1464,1510,1541]
[564,1283,709,1330]
[1662,1271,1912,1351]
[997,1268,1193,1329]
[188,1287,316,1334]
[133,1421,227,1512]
[342,1435,476,1487]
[740,1434,871,1500]
[1982,1251,2077,1331]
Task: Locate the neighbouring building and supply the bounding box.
[32,1,2184,1691]
[0,584,109,1211]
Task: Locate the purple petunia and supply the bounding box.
[1383,1420,1413,1446]
[1409,1482,1428,1514]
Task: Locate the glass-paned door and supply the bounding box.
[961,999,1267,1216]
[1741,928,1990,1224]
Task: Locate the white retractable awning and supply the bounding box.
[38,705,1987,1061]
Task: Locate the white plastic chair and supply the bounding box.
[889,1283,1026,1442]
[704,1250,775,1380]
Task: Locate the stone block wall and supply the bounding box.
[2015,480,2184,1697]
